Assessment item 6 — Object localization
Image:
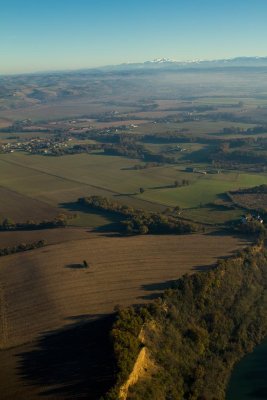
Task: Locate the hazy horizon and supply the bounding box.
[2,0,267,74]
[1,54,267,77]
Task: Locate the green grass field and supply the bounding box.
[137,170,267,208]
[0,151,266,226]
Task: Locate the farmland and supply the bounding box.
[0,231,250,399]
[228,185,267,212]
[0,232,249,348]
[0,64,267,399]
[230,192,267,211]
[0,152,266,226]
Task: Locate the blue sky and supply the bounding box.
[1,0,267,74]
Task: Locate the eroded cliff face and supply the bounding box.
[119,347,148,400]
[119,323,158,400]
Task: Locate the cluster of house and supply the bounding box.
[241,214,264,224]
[0,137,69,155]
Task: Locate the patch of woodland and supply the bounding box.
[78,196,198,235]
[104,244,267,400]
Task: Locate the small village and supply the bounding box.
[0,136,70,155]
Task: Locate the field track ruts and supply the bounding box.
[0,232,250,349]
[0,157,168,210]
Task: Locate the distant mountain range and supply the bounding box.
[100,57,267,71]
[2,56,267,78]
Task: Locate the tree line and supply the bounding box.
[0,215,67,231]
[0,240,46,257]
[78,196,198,235]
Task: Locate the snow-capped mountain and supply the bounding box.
[100,57,267,72]
[146,58,178,63]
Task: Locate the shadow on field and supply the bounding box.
[114,192,137,197]
[142,280,179,292]
[16,314,116,400]
[149,184,175,190]
[138,266,218,301]
[192,264,215,272]
[60,201,122,232]
[65,263,88,269]
[138,279,179,300]
[204,229,252,241]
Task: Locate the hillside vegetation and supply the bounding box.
[105,244,267,400]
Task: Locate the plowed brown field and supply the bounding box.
[0,232,250,399]
[0,232,249,349]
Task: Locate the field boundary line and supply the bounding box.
[0,157,169,209]
[0,183,60,212]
